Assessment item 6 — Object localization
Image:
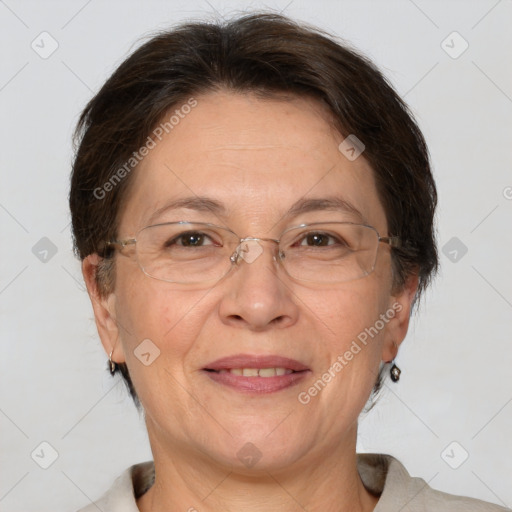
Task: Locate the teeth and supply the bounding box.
[258,368,276,377]
[242,368,259,377]
[220,367,293,377]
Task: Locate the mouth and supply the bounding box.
[203,355,310,394]
[208,367,295,377]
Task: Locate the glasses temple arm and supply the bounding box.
[379,236,401,249]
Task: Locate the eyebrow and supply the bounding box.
[285,197,365,223]
[147,195,365,225]
[147,197,227,225]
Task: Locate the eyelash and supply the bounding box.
[165,230,347,248]
[166,231,219,247]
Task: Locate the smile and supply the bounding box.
[214,367,294,376]
[203,355,310,393]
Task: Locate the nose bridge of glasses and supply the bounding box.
[231,237,280,265]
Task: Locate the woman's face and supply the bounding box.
[86,91,416,472]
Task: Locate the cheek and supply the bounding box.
[113,281,220,419]
[308,277,389,346]
[114,271,210,371]
[309,278,390,386]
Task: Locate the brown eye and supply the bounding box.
[179,232,207,247]
[165,231,214,248]
[304,233,330,246]
[297,232,343,247]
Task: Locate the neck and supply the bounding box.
[137,424,379,512]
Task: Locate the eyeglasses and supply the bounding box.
[106,221,401,285]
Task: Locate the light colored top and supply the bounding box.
[76,453,510,511]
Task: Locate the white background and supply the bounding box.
[1,1,511,511]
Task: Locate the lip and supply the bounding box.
[204,354,310,372]
[203,354,310,394]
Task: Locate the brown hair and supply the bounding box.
[70,13,438,406]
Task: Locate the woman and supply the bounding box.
[70,13,509,512]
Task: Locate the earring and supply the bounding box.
[389,341,400,382]
[390,361,401,382]
[109,350,117,375]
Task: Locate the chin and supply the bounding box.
[202,426,310,474]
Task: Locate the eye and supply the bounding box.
[166,231,218,248]
[296,232,346,247]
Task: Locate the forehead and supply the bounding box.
[119,91,387,234]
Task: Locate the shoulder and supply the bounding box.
[358,453,510,512]
[75,461,154,512]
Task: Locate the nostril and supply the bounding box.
[271,316,286,326]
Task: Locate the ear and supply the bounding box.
[82,254,126,365]
[381,273,419,363]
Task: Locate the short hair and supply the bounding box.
[70,13,438,406]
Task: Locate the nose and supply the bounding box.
[218,239,299,331]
